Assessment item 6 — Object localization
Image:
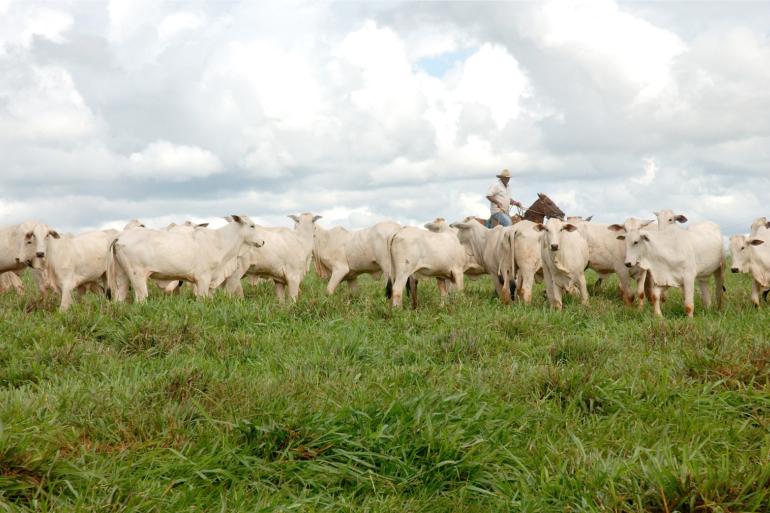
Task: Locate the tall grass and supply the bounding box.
[1,270,769,512]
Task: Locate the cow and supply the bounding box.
[108,215,264,303]
[2,220,63,296]
[501,220,542,304]
[567,218,655,306]
[312,220,400,294]
[731,233,770,307]
[385,227,466,308]
[154,221,211,294]
[424,218,485,278]
[225,214,319,302]
[535,218,589,309]
[612,217,724,317]
[27,229,120,310]
[448,221,515,303]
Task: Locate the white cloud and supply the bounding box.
[127,141,223,180]
[158,11,205,43]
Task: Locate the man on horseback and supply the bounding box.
[485,169,523,227]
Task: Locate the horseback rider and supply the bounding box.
[485,169,523,227]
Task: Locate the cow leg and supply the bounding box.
[452,268,464,293]
[225,264,247,298]
[651,286,663,317]
[520,271,534,304]
[249,274,259,287]
[409,277,418,309]
[287,276,301,302]
[638,270,651,310]
[126,268,150,303]
[578,274,589,306]
[59,281,75,311]
[617,268,633,306]
[391,274,410,307]
[492,273,504,301]
[714,263,725,310]
[326,266,349,295]
[552,284,563,310]
[347,278,359,293]
[683,278,695,318]
[274,281,286,303]
[195,276,212,299]
[698,279,711,309]
[751,280,761,308]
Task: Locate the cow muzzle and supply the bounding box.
[624,262,633,268]
[731,267,739,273]
[36,251,45,258]
[550,244,559,251]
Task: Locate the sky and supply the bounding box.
[1,0,769,234]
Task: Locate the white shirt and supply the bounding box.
[487,179,511,215]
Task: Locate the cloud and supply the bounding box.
[127,140,223,180]
[1,0,769,241]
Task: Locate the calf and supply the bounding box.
[732,232,770,307]
[535,218,589,309]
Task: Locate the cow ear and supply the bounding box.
[653,211,660,217]
[288,215,300,223]
[48,230,61,239]
[223,216,234,222]
[197,223,209,228]
[750,239,765,246]
[616,235,626,240]
[608,224,625,232]
[562,223,577,232]
[641,234,650,242]
[675,214,688,223]
[533,223,545,232]
[584,215,593,222]
[641,220,654,228]
[25,231,33,240]
[230,215,244,225]
[764,221,770,229]
[312,215,322,223]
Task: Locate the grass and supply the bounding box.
[1,270,770,512]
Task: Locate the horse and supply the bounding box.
[473,193,566,228]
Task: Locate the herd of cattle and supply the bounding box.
[1,210,769,317]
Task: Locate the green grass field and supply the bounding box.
[1,270,770,512]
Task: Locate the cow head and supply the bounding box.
[17,221,58,269]
[228,214,265,248]
[654,209,688,229]
[729,234,750,274]
[424,218,448,232]
[534,218,577,252]
[608,223,650,268]
[750,216,770,237]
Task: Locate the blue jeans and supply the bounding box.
[486,212,513,228]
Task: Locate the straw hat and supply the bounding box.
[496,169,511,179]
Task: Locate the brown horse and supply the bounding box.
[473,193,566,227]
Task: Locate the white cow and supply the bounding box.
[386,227,466,308]
[502,220,542,304]
[614,218,724,317]
[731,232,770,307]
[424,218,485,278]
[109,215,264,302]
[448,221,514,303]
[31,229,120,310]
[225,213,319,302]
[312,220,400,294]
[155,221,211,294]
[535,218,589,309]
[3,220,63,296]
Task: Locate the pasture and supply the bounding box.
[1,269,769,512]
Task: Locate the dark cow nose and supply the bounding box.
[550,244,559,251]
[624,262,632,268]
[36,252,45,258]
[731,268,739,273]
[15,257,20,263]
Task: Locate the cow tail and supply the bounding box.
[106,238,118,300]
[384,230,399,299]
